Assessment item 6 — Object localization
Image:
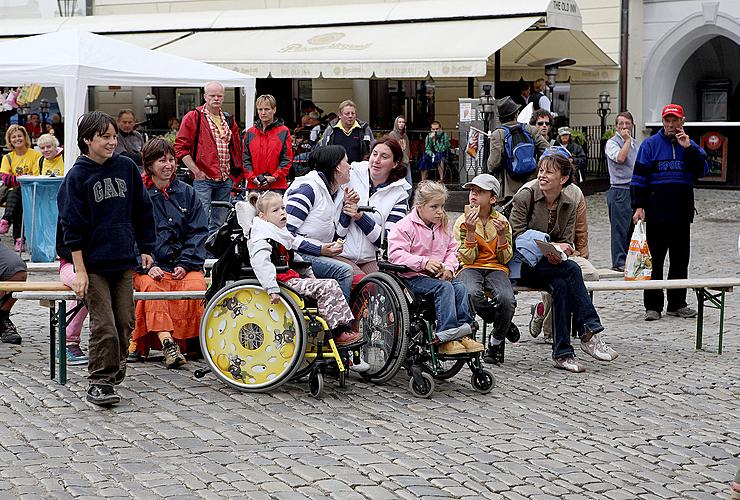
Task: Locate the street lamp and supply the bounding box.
[144,93,159,125]
[598,91,611,136]
[598,91,611,166]
[39,99,50,129]
[529,58,576,103]
[478,84,495,166]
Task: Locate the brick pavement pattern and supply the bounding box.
[0,189,738,499]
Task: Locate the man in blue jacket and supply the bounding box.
[631,104,708,321]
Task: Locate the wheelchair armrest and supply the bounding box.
[291,261,312,271]
[378,261,412,273]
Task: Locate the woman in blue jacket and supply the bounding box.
[130,138,209,368]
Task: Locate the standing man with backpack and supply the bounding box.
[175,81,244,234]
[487,96,549,200]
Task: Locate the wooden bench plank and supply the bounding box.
[512,277,739,294]
[25,259,217,273]
[12,290,206,301]
[0,281,71,292]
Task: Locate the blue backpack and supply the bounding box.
[499,124,537,180]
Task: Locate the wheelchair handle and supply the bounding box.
[355,206,389,262]
[211,200,234,209]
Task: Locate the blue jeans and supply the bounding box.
[297,254,354,302]
[455,268,516,343]
[607,187,633,269]
[193,178,233,234]
[403,275,473,336]
[520,259,603,360]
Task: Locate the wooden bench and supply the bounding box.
[8,277,737,386]
[507,277,738,355]
[9,282,205,385]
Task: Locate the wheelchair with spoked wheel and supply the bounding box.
[194,200,363,398]
[349,207,495,398]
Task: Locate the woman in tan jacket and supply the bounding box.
[509,147,617,373]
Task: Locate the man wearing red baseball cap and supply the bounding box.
[630,104,708,322]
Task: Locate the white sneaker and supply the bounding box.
[580,333,614,361]
[553,356,585,373]
[350,356,370,373]
[529,303,544,338]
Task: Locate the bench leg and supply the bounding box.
[695,288,704,351]
[694,288,726,355]
[718,291,725,355]
[57,300,67,385]
[49,302,56,381]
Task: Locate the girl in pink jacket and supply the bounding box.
[388,181,483,356]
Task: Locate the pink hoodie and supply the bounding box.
[388,207,459,278]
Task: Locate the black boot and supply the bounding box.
[483,341,505,365]
[0,311,21,345]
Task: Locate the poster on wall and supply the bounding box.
[700,131,727,182]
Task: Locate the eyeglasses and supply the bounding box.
[536,121,551,126]
[541,145,572,159]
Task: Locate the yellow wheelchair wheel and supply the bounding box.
[200,280,307,392]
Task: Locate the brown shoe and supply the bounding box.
[459,336,484,353]
[162,338,186,369]
[438,340,467,355]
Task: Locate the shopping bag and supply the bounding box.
[624,221,652,281]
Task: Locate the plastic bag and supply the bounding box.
[624,221,652,281]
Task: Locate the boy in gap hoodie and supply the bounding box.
[57,112,155,407]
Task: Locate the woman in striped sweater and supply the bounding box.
[284,145,354,301]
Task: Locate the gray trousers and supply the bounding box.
[455,267,516,344]
[86,270,135,387]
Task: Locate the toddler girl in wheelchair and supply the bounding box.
[387,181,484,355]
[247,191,362,346]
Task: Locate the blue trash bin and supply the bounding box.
[19,175,63,263]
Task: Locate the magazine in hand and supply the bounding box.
[535,239,567,262]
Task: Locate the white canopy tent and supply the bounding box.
[0,30,256,168]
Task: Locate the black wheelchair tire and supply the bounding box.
[471,368,495,394]
[350,272,410,385]
[200,280,308,392]
[408,371,435,398]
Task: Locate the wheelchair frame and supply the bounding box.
[349,207,495,398]
[196,201,361,398]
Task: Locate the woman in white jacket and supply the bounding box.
[337,136,410,275]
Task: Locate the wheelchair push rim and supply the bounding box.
[200,280,307,392]
[350,272,410,384]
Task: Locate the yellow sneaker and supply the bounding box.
[459,336,484,353]
[438,340,467,355]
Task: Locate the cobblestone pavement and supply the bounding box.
[0,188,738,499]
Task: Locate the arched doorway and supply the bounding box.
[671,36,740,122]
[642,11,740,123]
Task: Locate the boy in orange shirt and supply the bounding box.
[453,174,518,364]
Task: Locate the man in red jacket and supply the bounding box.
[243,94,293,192]
[175,81,244,234]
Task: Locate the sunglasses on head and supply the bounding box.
[536,121,550,126]
[541,145,572,159]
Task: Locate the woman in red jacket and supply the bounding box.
[242,94,293,192]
